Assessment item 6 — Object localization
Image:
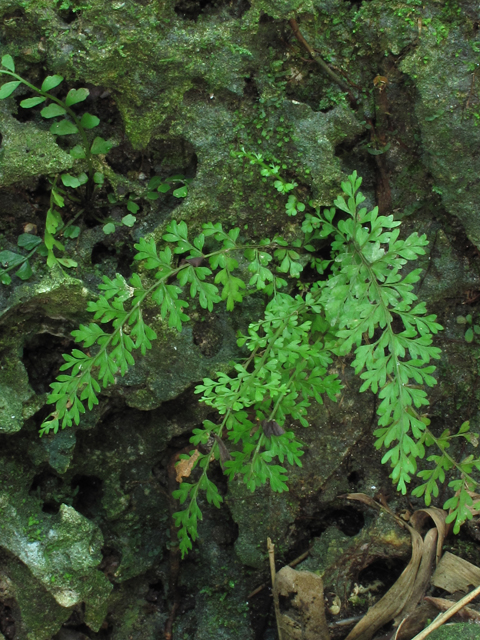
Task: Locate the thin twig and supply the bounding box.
[289,18,357,108]
[268,538,283,640]
[411,583,480,640]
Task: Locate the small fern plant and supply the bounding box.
[0,54,113,280]
[0,55,190,284]
[39,167,480,556]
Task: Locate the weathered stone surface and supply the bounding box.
[400,30,480,249]
[0,0,480,638]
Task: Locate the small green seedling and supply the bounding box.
[457,314,480,343]
[146,174,192,200]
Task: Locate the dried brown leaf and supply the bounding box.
[344,495,448,640]
[175,450,200,483]
[410,507,447,563]
[344,522,423,640]
[432,551,480,593]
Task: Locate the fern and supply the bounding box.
[40,167,480,555]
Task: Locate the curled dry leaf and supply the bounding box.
[410,507,447,563]
[175,449,200,483]
[344,494,423,640]
[344,494,449,640]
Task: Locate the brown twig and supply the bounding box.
[268,538,283,640]
[289,18,357,108]
[164,445,192,640]
[411,583,480,640]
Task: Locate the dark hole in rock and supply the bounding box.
[58,606,85,630]
[90,239,134,278]
[157,386,201,421]
[29,469,64,513]
[105,143,143,177]
[334,132,367,157]
[309,508,365,538]
[83,206,109,229]
[41,502,60,515]
[13,93,38,123]
[357,556,406,593]
[52,626,91,640]
[299,243,333,283]
[145,580,164,605]
[243,75,259,100]
[115,243,135,279]
[348,470,362,486]
[22,333,74,395]
[91,241,116,266]
[0,601,15,640]
[249,587,274,640]
[57,7,78,24]
[174,0,250,21]
[71,475,104,519]
[99,547,122,581]
[176,587,196,616]
[259,11,274,23]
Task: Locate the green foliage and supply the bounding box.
[0,56,194,284]
[39,158,479,557]
[0,55,109,279]
[457,314,480,343]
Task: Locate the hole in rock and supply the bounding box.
[22,333,74,395]
[91,241,116,266]
[53,622,94,640]
[115,243,135,279]
[259,11,274,23]
[0,602,15,640]
[99,547,122,581]
[71,475,104,519]
[145,580,164,606]
[57,8,78,23]
[309,508,365,538]
[174,0,250,21]
[348,470,362,486]
[29,469,64,514]
[243,75,259,100]
[13,93,38,123]
[357,556,406,593]
[249,586,273,640]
